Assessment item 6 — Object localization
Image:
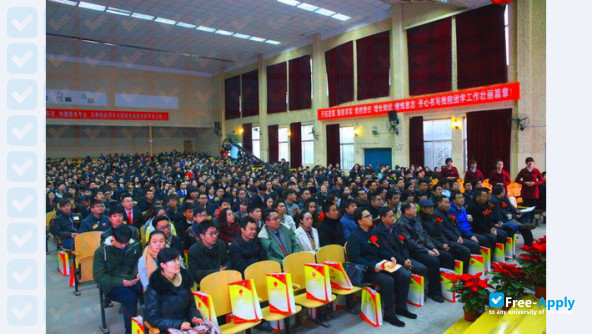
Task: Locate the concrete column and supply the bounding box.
[311,34,328,166]
[391,4,410,167]
[257,54,269,162]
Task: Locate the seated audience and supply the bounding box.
[79,200,110,233]
[101,208,140,243]
[295,211,320,253]
[340,198,358,240]
[273,200,297,231]
[187,221,230,283]
[318,201,346,246]
[54,198,82,249]
[466,188,508,247]
[258,209,301,263]
[229,217,267,274]
[218,208,240,245]
[183,207,208,251]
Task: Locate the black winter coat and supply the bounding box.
[466,200,494,234]
[144,268,200,331]
[396,215,436,254]
[419,213,449,249]
[229,235,267,274]
[318,217,346,247]
[434,208,462,241]
[374,222,410,264]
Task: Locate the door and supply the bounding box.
[183,140,193,153]
[364,148,392,169]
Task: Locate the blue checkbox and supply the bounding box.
[8,80,37,110]
[7,188,37,218]
[489,292,505,307]
[7,116,37,146]
[7,152,37,182]
[8,44,37,74]
[7,260,37,290]
[7,224,37,254]
[8,7,37,38]
[7,295,37,326]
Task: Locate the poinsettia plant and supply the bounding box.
[517,236,546,286]
[451,272,491,314]
[490,263,526,302]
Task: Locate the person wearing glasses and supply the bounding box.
[258,209,301,264]
[78,200,110,233]
[183,207,208,251]
[187,220,231,283]
[153,216,184,255]
[93,226,143,334]
[347,208,415,327]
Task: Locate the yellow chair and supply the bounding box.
[244,261,302,331]
[200,270,261,334]
[71,231,103,295]
[283,252,336,328]
[315,245,362,313]
[46,210,58,252]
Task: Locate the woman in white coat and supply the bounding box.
[295,211,320,254]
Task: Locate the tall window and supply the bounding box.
[278,127,289,162]
[423,119,452,170]
[340,126,355,170]
[252,127,261,159]
[301,125,314,165]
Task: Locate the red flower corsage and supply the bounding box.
[370,235,379,247]
[490,203,495,209]
[450,215,457,225]
[502,202,507,208]
[398,235,405,241]
[484,209,491,216]
[435,217,443,223]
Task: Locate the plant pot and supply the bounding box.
[464,310,478,322]
[535,286,546,299]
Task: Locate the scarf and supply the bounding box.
[164,272,183,288]
[267,226,289,256]
[143,245,159,280]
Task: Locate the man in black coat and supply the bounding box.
[229,217,267,274]
[466,188,507,246]
[79,200,110,233]
[374,207,428,279]
[54,198,82,249]
[187,221,231,284]
[120,193,145,229]
[490,185,534,246]
[396,201,452,302]
[318,202,346,246]
[434,195,481,257]
[346,208,415,327]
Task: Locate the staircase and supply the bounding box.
[444,296,546,334]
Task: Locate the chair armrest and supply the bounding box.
[292,283,301,289]
[71,251,81,257]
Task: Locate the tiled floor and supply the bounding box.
[46,224,546,334]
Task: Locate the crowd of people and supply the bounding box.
[47,151,546,333]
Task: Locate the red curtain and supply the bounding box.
[289,122,302,168]
[241,70,259,117]
[289,55,312,110]
[466,109,512,175]
[357,31,390,100]
[409,116,424,167]
[242,123,252,153]
[267,62,287,114]
[456,4,507,89]
[325,42,354,107]
[225,75,240,120]
[268,125,279,163]
[326,124,340,166]
[407,18,452,96]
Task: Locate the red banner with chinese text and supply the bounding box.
[46,109,169,121]
[317,82,519,121]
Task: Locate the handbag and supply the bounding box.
[343,262,367,287]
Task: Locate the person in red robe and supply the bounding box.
[488,160,512,188]
[440,158,459,181]
[514,157,545,207]
[464,159,484,186]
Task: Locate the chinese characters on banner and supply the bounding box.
[46,109,169,121]
[317,82,520,121]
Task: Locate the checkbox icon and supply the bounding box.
[7,295,37,326]
[7,188,37,218]
[8,44,37,74]
[8,224,37,254]
[489,292,505,307]
[8,259,37,290]
[7,116,37,146]
[8,7,37,38]
[8,80,37,110]
[7,152,37,182]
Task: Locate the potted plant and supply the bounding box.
[451,272,491,322]
[517,236,546,298]
[490,263,526,310]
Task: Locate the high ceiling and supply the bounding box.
[47,0,491,76]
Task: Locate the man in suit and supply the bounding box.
[195,193,216,217]
[258,209,300,264]
[120,193,144,229]
[177,182,188,198]
[79,200,110,233]
[490,184,535,246]
[466,188,508,247]
[397,201,452,302]
[250,184,268,209]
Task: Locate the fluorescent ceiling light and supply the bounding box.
[106,7,131,16]
[154,17,177,25]
[249,36,265,42]
[131,12,155,21]
[233,33,251,39]
[197,25,216,32]
[49,0,78,6]
[265,40,281,45]
[297,3,318,11]
[316,8,335,16]
[81,39,99,44]
[78,1,106,11]
[332,13,351,21]
[277,0,300,6]
[177,22,197,29]
[215,29,233,36]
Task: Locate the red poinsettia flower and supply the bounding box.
[435,217,443,223]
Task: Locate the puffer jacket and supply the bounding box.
[144,268,200,331]
[92,239,142,294]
